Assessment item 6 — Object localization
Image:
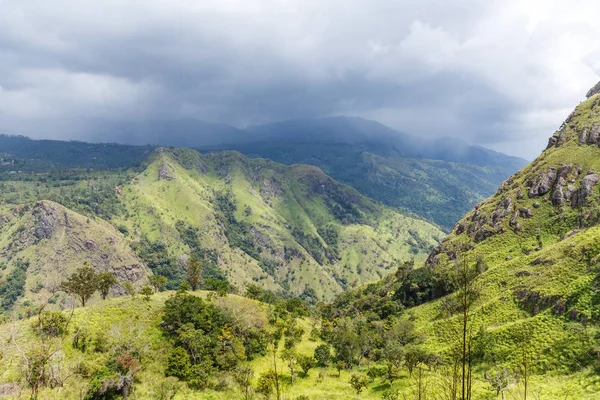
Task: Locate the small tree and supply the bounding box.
[233,365,254,400]
[61,266,97,306]
[122,281,136,297]
[96,272,117,300]
[141,286,154,301]
[297,355,316,377]
[149,275,168,292]
[186,257,202,291]
[314,344,331,367]
[349,373,369,394]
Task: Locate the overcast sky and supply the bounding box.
[1,0,599,159]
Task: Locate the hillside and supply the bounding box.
[205,116,527,229]
[114,148,444,300]
[0,201,149,313]
[0,148,444,309]
[0,118,527,230]
[318,84,600,397]
[225,139,515,229]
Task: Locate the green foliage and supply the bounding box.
[36,311,68,337]
[161,292,269,386]
[133,239,180,288]
[122,282,135,297]
[215,191,262,260]
[297,355,316,377]
[186,257,202,291]
[0,259,29,310]
[140,286,154,301]
[96,273,117,300]
[149,275,168,292]
[349,373,369,394]
[61,265,98,307]
[314,344,331,367]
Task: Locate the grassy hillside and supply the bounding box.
[314,89,600,398]
[0,290,597,400]
[216,140,521,230]
[114,148,444,300]
[0,201,149,315]
[0,148,444,309]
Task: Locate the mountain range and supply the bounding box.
[1,116,527,229]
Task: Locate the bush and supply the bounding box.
[349,373,369,394]
[36,311,68,337]
[314,344,331,367]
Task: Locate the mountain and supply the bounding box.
[85,119,249,148]
[0,115,527,229]
[0,147,444,308]
[212,117,527,229]
[322,82,600,396]
[246,116,525,170]
[0,134,155,171]
[0,201,149,311]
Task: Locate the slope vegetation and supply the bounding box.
[116,148,444,300]
[0,201,148,313]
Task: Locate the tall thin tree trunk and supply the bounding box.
[273,343,281,400]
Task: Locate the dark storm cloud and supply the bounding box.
[0,0,599,158]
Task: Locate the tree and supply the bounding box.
[452,258,481,400]
[122,281,136,297]
[297,355,316,377]
[61,266,97,307]
[96,272,117,300]
[349,373,369,394]
[314,344,331,367]
[149,275,168,292]
[186,257,202,291]
[233,366,254,400]
[141,286,154,301]
[281,348,298,384]
[484,369,516,400]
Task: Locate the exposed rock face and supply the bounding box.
[492,197,513,224]
[158,164,175,180]
[572,173,599,207]
[586,80,600,98]
[32,202,62,240]
[551,165,573,205]
[547,132,563,149]
[588,124,600,144]
[528,168,557,197]
[519,208,533,218]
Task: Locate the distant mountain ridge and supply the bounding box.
[0,116,526,229]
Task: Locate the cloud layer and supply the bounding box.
[0,0,599,158]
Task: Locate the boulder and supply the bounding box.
[519,208,533,218]
[572,173,599,207]
[579,127,589,145]
[529,168,556,197]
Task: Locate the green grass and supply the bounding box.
[1,292,599,399]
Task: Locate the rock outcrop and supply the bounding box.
[528,168,557,197]
[572,173,599,207]
[158,164,175,180]
[586,80,600,99]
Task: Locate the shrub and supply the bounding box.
[349,373,369,394]
[314,344,331,367]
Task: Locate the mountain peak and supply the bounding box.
[586,80,600,99]
[547,90,600,149]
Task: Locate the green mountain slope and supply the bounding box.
[230,140,511,229]
[115,148,444,300]
[320,84,600,397]
[0,201,149,313]
[0,148,444,308]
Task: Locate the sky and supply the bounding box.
[0,0,599,159]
